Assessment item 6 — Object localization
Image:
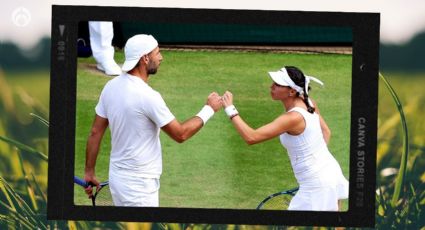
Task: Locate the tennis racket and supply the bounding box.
[256,187,299,210]
[74,176,112,206]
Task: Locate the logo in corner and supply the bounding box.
[12,7,31,27]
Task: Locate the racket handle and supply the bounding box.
[74,176,89,188]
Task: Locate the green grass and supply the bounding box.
[74,50,352,209]
[376,72,425,229]
[0,71,50,128]
[3,71,50,107]
[0,70,50,182]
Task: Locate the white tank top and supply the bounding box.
[279,107,333,183]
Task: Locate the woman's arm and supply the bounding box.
[229,113,301,145]
[319,116,331,144]
[222,91,302,145]
[312,99,331,144]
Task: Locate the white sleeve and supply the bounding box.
[144,91,175,128]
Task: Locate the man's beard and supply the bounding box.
[147,60,158,75]
[147,67,158,75]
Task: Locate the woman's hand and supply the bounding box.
[222,91,234,107]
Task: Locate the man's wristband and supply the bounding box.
[196,105,215,124]
[225,105,239,119]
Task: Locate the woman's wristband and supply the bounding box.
[229,113,239,120]
[225,105,239,119]
[196,105,215,124]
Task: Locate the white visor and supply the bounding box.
[268,67,324,95]
[268,68,303,93]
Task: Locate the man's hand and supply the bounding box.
[84,170,101,199]
[207,92,222,112]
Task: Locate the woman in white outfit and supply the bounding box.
[221,66,349,211]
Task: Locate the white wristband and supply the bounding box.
[196,105,215,124]
[225,105,239,118]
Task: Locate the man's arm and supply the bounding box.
[84,115,108,196]
[161,117,204,143]
[161,92,222,143]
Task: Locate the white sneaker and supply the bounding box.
[97,60,121,76]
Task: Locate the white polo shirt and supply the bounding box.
[95,73,175,179]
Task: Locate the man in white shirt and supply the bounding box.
[84,34,222,207]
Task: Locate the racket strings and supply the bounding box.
[93,186,114,206]
[260,194,293,210]
[257,188,298,210]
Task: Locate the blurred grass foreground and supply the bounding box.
[0,66,424,228]
[376,72,425,229]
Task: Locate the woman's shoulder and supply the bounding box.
[287,106,308,114]
[288,107,320,122]
[280,109,305,124]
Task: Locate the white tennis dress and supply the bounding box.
[279,107,349,211]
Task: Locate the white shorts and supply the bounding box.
[109,169,160,207]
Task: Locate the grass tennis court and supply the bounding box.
[74,49,351,209]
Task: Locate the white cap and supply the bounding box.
[121,34,158,72]
[268,67,324,95]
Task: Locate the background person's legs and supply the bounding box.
[89,21,121,76]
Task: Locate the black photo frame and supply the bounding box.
[48,5,379,227]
